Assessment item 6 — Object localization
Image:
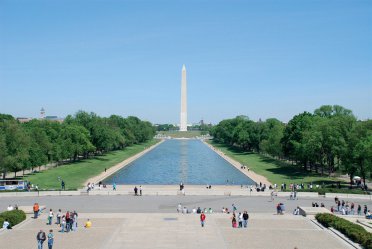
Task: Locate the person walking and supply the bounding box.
[139,185,142,196]
[200,212,206,227]
[47,230,54,249]
[61,180,65,190]
[113,182,117,191]
[36,230,46,249]
[243,211,249,228]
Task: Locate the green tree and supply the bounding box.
[0,120,30,177]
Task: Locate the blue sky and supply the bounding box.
[1,0,371,124]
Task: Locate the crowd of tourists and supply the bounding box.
[177,203,250,229]
[330,197,371,218]
[31,203,92,249]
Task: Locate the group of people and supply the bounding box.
[231,211,249,228]
[57,210,79,233]
[2,204,20,230]
[134,186,142,196]
[87,181,108,192]
[36,229,54,249]
[331,197,370,217]
[34,206,92,249]
[177,204,213,214]
[311,202,325,208]
[177,203,250,229]
[7,204,18,211]
[224,204,250,228]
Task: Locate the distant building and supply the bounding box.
[40,107,45,119]
[45,116,64,123]
[17,117,33,123]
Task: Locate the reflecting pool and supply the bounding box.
[104,139,255,185]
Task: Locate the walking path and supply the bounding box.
[203,140,272,186]
[84,139,164,186]
[0,213,353,249]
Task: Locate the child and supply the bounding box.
[48,229,54,249]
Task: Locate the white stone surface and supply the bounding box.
[180,64,187,131]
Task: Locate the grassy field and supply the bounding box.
[157,130,202,138]
[209,141,343,186]
[24,139,160,190]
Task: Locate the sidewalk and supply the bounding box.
[0,213,352,249]
[203,140,272,186]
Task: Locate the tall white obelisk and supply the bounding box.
[180,64,187,131]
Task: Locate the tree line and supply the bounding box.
[0,111,156,178]
[210,105,372,185]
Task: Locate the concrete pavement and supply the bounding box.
[0,213,354,249]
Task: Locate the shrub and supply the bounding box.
[0,217,4,227]
[315,213,372,249]
[0,210,26,227]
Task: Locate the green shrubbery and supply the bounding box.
[0,210,26,228]
[315,213,372,249]
[287,188,370,195]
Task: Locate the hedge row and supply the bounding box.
[0,210,26,228]
[315,213,372,249]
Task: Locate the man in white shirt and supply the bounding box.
[2,219,11,229]
[7,205,14,211]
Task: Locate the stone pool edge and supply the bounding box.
[84,139,165,187]
[202,140,272,186]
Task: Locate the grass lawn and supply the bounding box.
[24,139,160,190]
[209,141,343,186]
[157,130,202,138]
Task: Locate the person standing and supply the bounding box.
[33,203,39,219]
[232,204,237,212]
[47,209,53,225]
[72,211,78,231]
[56,209,61,225]
[232,214,237,228]
[134,186,138,196]
[47,230,54,249]
[113,182,117,191]
[65,211,70,232]
[243,211,249,228]
[61,180,65,190]
[60,216,66,233]
[139,185,142,196]
[200,212,206,227]
[238,212,243,228]
[36,230,46,249]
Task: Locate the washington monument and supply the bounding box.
[180,64,187,131]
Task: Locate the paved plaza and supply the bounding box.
[0,212,354,249]
[1,195,371,248]
[1,195,371,213]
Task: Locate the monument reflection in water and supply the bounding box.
[104,139,255,185]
